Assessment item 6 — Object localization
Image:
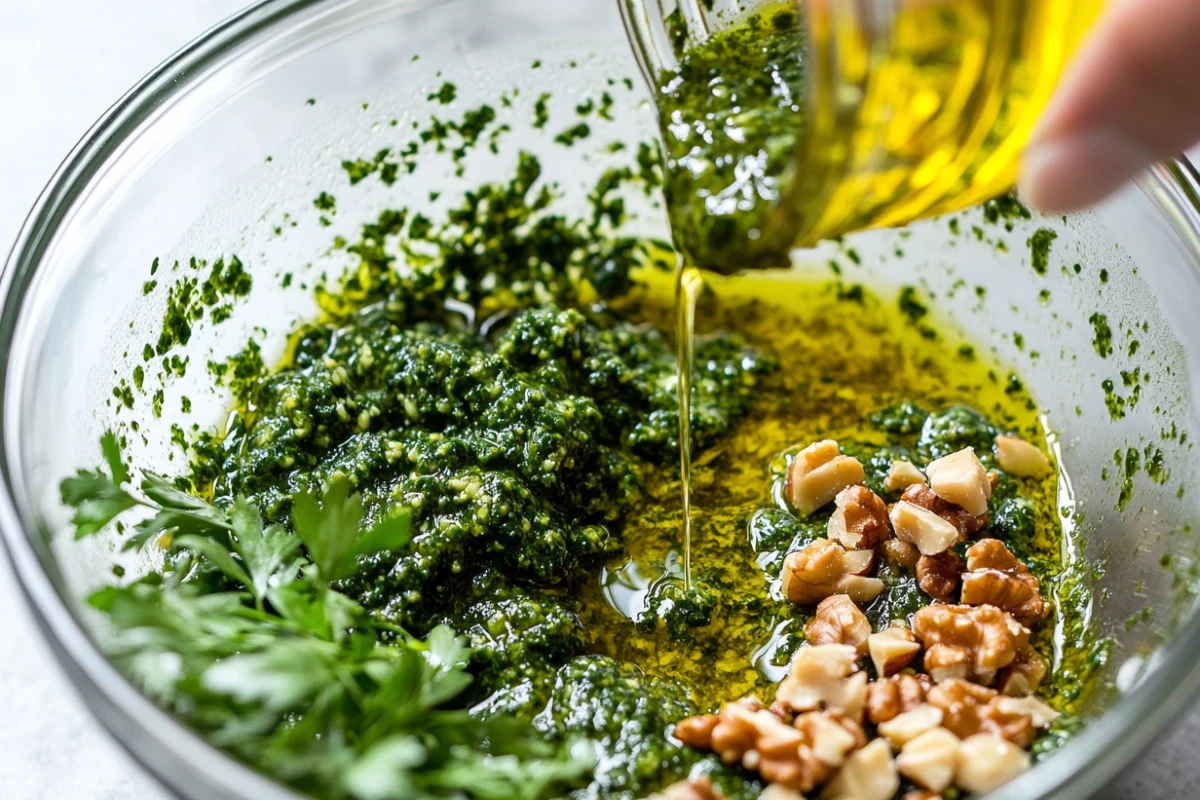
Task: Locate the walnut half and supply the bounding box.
[912,604,1029,685]
[807,594,872,656]
[781,539,886,605]
[827,485,891,550]
[961,539,1048,626]
[916,551,964,603]
[787,440,867,515]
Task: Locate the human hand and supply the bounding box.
[1019,0,1200,211]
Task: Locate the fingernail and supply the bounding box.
[1019,128,1157,212]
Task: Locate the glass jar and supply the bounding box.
[622,0,1105,269]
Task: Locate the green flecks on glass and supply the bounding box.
[1089,313,1113,358]
[554,123,591,147]
[142,344,154,362]
[181,396,192,414]
[1145,445,1169,484]
[1099,269,1109,284]
[1013,332,1025,351]
[948,218,960,235]
[142,280,157,295]
[170,423,188,452]
[898,286,928,323]
[150,257,160,276]
[428,81,457,105]
[305,98,316,106]
[1128,339,1140,357]
[534,93,551,129]
[1101,379,1126,420]
[1039,289,1051,304]
[132,366,144,391]
[1028,228,1057,276]
[531,59,542,68]
[152,388,164,419]
[314,192,336,214]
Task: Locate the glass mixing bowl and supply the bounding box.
[4,1,1200,798]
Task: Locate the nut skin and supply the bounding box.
[866,674,931,725]
[900,483,988,539]
[917,551,964,603]
[879,538,921,571]
[998,642,1048,696]
[781,539,885,605]
[961,539,1048,626]
[674,714,720,749]
[786,440,867,515]
[806,594,872,656]
[827,485,892,550]
[912,604,1029,685]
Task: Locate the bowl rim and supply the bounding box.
[3,1,1200,799]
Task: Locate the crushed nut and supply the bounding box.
[876,703,944,748]
[819,739,899,800]
[994,434,1051,478]
[781,539,885,605]
[807,595,872,656]
[916,552,963,603]
[997,642,1048,696]
[925,447,992,516]
[794,710,867,776]
[889,501,960,556]
[879,538,920,571]
[902,792,942,800]
[900,483,988,539]
[954,734,1031,794]
[925,679,1052,747]
[777,645,868,723]
[866,674,930,725]
[674,714,720,750]
[841,547,876,576]
[883,460,927,493]
[912,604,1028,685]
[827,485,891,550]
[868,624,921,677]
[787,440,867,515]
[760,786,806,800]
[896,727,961,793]
[648,778,727,800]
[961,539,1048,626]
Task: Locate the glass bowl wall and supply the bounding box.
[4,1,1200,798]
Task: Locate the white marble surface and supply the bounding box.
[0,1,1198,798]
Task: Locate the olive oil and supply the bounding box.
[582,268,1085,712]
[675,264,705,590]
[631,0,1104,271]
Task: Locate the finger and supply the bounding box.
[1019,0,1200,212]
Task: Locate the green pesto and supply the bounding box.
[429,81,457,105]
[654,7,806,271]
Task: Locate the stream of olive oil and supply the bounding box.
[674,264,705,590]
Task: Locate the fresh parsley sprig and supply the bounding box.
[60,432,593,800]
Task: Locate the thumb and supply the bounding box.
[1019,0,1200,212]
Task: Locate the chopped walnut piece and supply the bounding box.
[648,778,727,800]
[902,792,942,800]
[819,739,899,800]
[760,786,806,800]
[925,447,992,516]
[868,625,921,677]
[884,460,927,493]
[995,695,1060,729]
[900,483,988,539]
[827,485,891,550]
[916,552,963,603]
[794,710,866,774]
[787,440,867,515]
[777,645,868,723]
[889,501,960,556]
[877,703,944,748]
[925,679,1051,747]
[807,595,872,656]
[961,539,1048,626]
[866,674,930,725]
[896,727,961,793]
[781,539,886,605]
[674,714,720,749]
[994,434,1051,478]
[708,699,763,763]
[879,538,920,571]
[912,604,1028,685]
[841,547,876,576]
[998,642,1048,696]
[955,734,1031,794]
